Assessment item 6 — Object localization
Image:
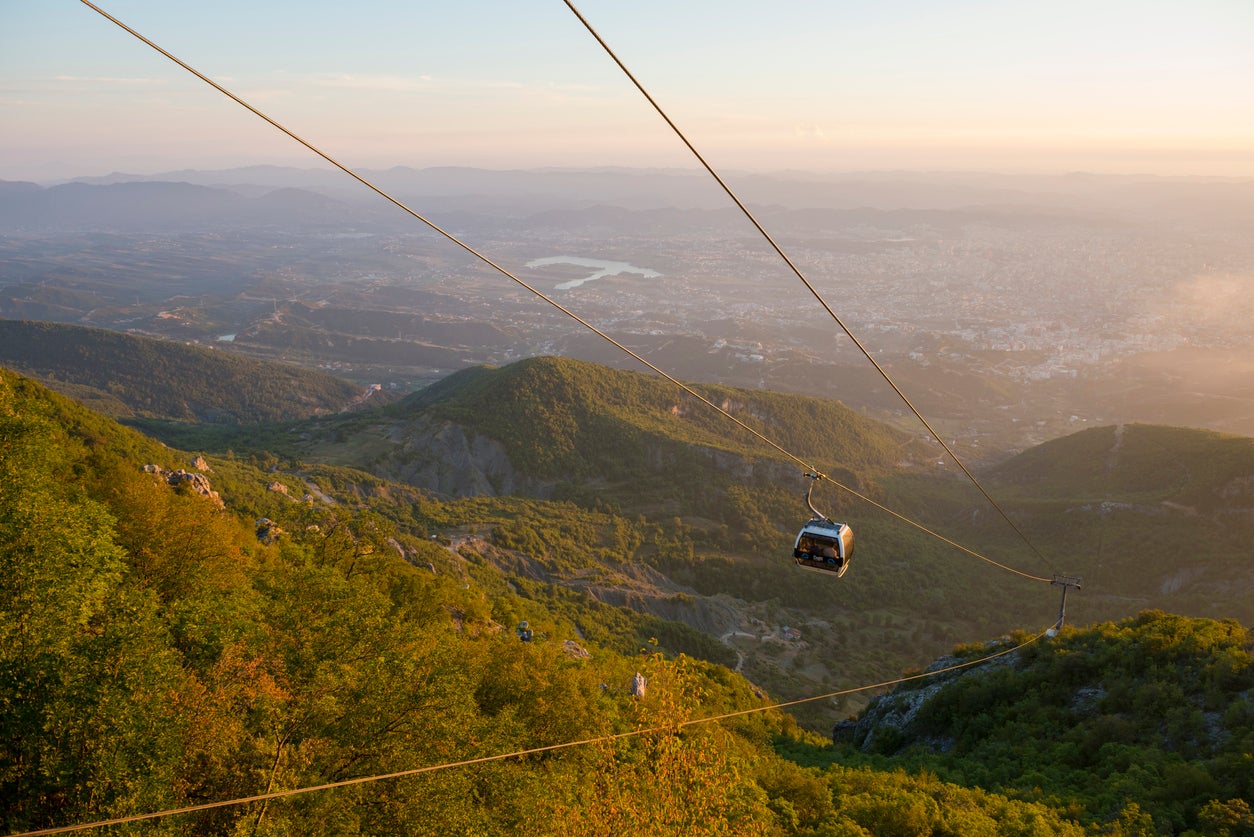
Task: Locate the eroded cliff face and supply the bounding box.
[451,532,746,657]
[376,415,551,499]
[586,585,744,636]
[364,409,809,505]
[835,643,1024,752]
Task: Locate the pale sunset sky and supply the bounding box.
[3,0,1252,180]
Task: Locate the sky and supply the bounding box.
[3,0,1253,181]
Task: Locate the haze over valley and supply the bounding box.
[3,166,1252,457]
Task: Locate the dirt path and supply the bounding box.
[720,630,757,672]
[302,478,337,505]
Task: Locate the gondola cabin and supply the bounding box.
[793,520,854,577]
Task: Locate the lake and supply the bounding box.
[525,256,661,290]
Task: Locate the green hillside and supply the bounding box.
[8,368,1254,834]
[135,356,1040,722]
[980,424,1254,624]
[990,423,1254,510]
[0,318,374,423]
[818,612,1254,835]
[131,357,1254,728]
[161,354,916,539]
[2,367,1110,835]
[402,356,910,477]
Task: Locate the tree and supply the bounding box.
[0,375,188,832]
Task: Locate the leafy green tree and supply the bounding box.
[0,374,188,832]
[1194,798,1254,837]
[534,654,776,835]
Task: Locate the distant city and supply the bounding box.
[2,166,1251,455]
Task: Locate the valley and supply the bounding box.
[4,168,1253,457]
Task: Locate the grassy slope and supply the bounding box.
[989,423,1254,508]
[981,424,1254,623]
[400,355,912,476]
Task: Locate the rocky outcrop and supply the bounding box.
[255,517,284,544]
[562,640,591,660]
[143,464,224,509]
[837,641,1024,753]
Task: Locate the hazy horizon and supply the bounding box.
[4,1,1253,181]
[9,161,1254,189]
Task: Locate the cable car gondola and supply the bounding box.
[793,473,854,577]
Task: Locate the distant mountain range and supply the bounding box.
[4,165,1251,231]
[0,178,389,233]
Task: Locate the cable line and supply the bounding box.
[826,481,1049,583]
[562,0,1058,579]
[77,0,1047,584]
[4,627,1050,837]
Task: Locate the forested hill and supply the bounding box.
[990,422,1254,512]
[6,366,1253,834]
[0,318,375,422]
[399,355,911,479]
[138,354,1254,665]
[293,354,916,524]
[982,423,1254,625]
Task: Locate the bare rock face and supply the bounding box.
[143,464,225,509]
[189,455,212,473]
[255,517,284,544]
[837,642,1022,752]
[562,640,591,660]
[380,416,547,498]
[630,672,647,698]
